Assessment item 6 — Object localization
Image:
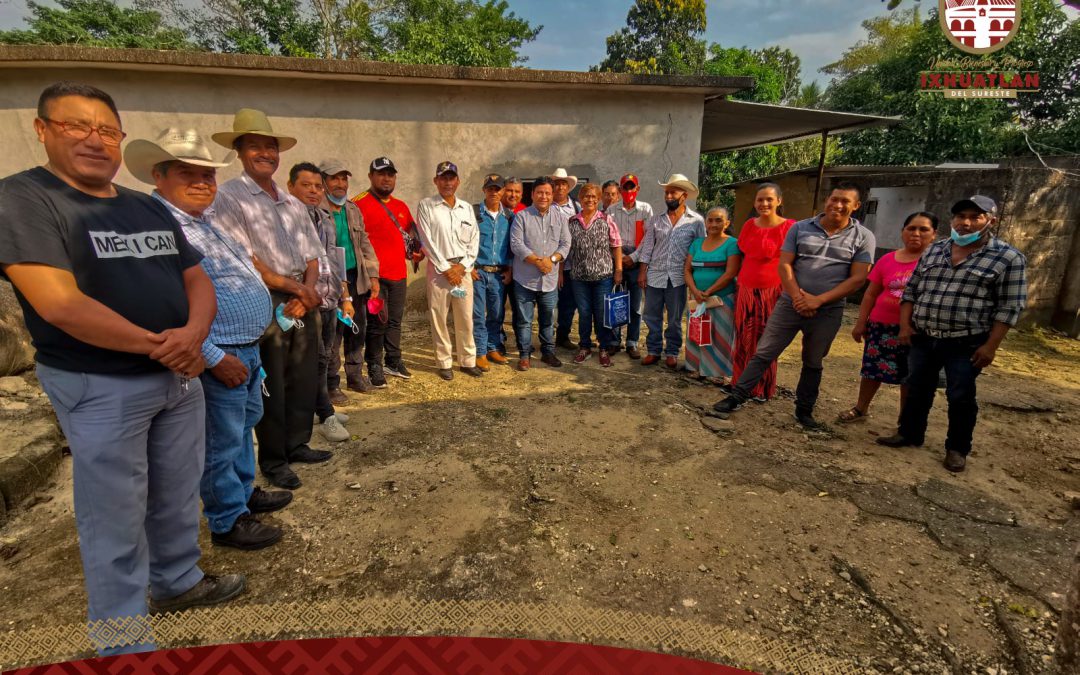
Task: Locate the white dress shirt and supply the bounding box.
[415,194,479,273]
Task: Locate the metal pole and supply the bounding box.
[811,130,829,214]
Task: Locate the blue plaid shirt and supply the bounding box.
[903,236,1027,337]
[154,193,272,366]
[637,208,705,288]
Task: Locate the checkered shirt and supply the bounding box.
[903,237,1027,337]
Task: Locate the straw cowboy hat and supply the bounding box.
[211,108,297,151]
[124,128,235,185]
[548,167,578,190]
[658,173,699,199]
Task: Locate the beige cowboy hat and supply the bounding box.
[211,108,297,152]
[658,173,699,199]
[124,128,236,185]
[548,167,578,190]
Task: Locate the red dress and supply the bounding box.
[731,218,795,398]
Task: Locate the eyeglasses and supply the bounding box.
[40,118,127,146]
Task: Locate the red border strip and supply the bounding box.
[6,636,757,674]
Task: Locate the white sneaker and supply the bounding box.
[319,415,350,442]
[313,412,350,425]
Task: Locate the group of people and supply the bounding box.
[0,81,1028,656]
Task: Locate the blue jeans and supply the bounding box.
[556,276,577,343]
[572,276,617,350]
[513,281,557,358]
[643,281,688,357]
[899,332,987,455]
[612,265,643,348]
[473,268,508,355]
[37,365,206,655]
[199,344,262,534]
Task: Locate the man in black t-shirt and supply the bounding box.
[0,82,245,654]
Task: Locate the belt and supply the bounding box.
[218,339,260,349]
[478,265,505,273]
[920,327,988,339]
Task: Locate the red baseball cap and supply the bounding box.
[620,174,639,189]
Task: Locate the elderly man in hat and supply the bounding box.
[319,158,382,389]
[472,173,514,369]
[126,128,290,551]
[549,167,582,352]
[605,172,654,359]
[415,161,482,380]
[637,173,705,369]
[212,109,331,491]
[0,82,244,653]
[714,183,875,430]
[878,195,1027,472]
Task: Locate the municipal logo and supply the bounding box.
[940,0,1021,54]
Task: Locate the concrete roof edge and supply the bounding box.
[0,45,755,95]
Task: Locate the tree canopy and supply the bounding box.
[0,0,541,67]
[596,0,707,75]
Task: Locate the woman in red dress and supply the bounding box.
[730,183,796,401]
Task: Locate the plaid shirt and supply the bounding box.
[902,237,1027,337]
[154,193,272,367]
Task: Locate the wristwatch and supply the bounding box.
[341,296,353,303]
[550,254,560,263]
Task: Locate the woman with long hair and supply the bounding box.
[684,207,741,382]
[729,183,795,401]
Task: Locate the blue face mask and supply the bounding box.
[450,286,468,299]
[327,193,347,206]
[336,308,360,334]
[275,303,305,332]
[950,227,984,246]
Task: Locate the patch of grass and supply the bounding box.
[491,407,511,420]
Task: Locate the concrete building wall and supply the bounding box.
[0,67,705,210]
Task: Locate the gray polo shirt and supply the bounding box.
[781,215,876,305]
[510,205,571,293]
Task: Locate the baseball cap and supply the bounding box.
[318,158,351,177]
[950,195,997,215]
[435,161,458,177]
[369,156,397,173]
[482,173,505,190]
[620,173,639,189]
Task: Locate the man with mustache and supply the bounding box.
[212,109,331,491]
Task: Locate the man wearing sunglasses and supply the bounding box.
[0,82,244,654]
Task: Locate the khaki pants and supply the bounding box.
[426,261,477,369]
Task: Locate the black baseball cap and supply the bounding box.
[482,173,505,189]
[951,195,997,215]
[435,161,458,177]
[369,156,397,173]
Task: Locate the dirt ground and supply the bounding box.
[1,308,1078,673]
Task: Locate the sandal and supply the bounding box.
[836,406,868,423]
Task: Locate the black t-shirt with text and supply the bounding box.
[0,167,203,374]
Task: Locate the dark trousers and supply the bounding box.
[316,308,337,421]
[256,292,318,475]
[329,269,367,389]
[504,279,523,352]
[365,276,407,369]
[643,281,688,357]
[612,265,643,348]
[556,276,577,343]
[514,281,557,358]
[731,296,843,413]
[898,333,986,455]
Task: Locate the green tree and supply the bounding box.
[0,0,196,49]
[823,0,1080,164]
[596,0,707,75]
[821,8,922,79]
[380,0,540,67]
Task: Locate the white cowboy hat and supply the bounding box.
[548,167,578,190]
[658,173,699,200]
[124,128,236,185]
[211,108,297,152]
